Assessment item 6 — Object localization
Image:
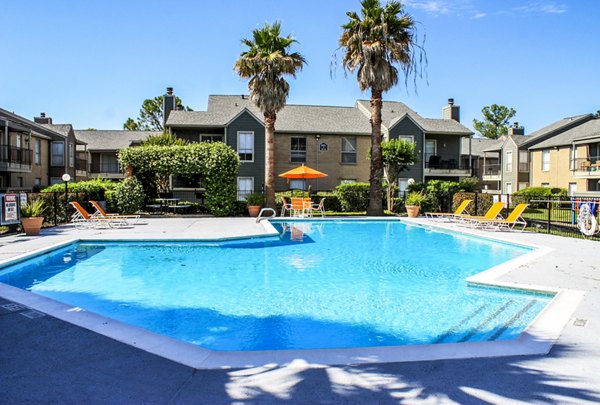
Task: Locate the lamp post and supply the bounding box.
[62,173,71,222]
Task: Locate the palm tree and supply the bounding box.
[339,0,425,215]
[234,22,306,208]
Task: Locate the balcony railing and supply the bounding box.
[98,162,120,173]
[572,156,600,173]
[483,163,501,176]
[0,145,32,165]
[424,154,471,171]
[76,158,88,172]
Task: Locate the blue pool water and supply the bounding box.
[0,220,552,351]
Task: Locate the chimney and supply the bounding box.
[442,98,460,122]
[34,112,52,125]
[508,122,524,135]
[163,87,177,127]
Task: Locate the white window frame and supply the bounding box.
[541,182,550,188]
[505,182,513,195]
[69,142,75,168]
[506,151,513,172]
[237,177,254,200]
[519,150,529,172]
[34,139,41,165]
[341,136,357,164]
[16,134,22,148]
[542,150,550,172]
[290,136,307,163]
[51,141,65,167]
[237,131,254,162]
[568,182,577,196]
[399,135,414,143]
[518,182,528,191]
[570,146,576,171]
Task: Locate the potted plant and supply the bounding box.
[245,193,264,217]
[405,191,426,218]
[20,199,45,236]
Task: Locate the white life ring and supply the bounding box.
[577,203,598,236]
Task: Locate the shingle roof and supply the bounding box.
[74,130,159,151]
[520,114,593,147]
[356,100,473,135]
[41,123,73,137]
[0,107,66,139]
[529,118,600,149]
[167,95,471,135]
[461,137,498,156]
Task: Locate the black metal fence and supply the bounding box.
[465,193,600,241]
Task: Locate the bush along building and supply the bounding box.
[164,89,474,199]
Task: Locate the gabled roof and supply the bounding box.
[167,95,470,136]
[74,130,159,151]
[481,136,507,152]
[0,107,66,139]
[461,136,498,156]
[529,118,600,149]
[520,114,593,147]
[356,100,473,135]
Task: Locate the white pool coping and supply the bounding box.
[0,218,584,369]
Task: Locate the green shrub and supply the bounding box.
[512,186,568,208]
[245,193,264,206]
[114,177,144,214]
[452,192,495,216]
[21,199,46,218]
[335,182,370,212]
[405,191,427,206]
[391,197,405,214]
[41,178,117,201]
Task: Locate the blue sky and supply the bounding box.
[1,0,598,133]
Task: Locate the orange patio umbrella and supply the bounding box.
[278,164,328,179]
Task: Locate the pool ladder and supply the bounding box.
[256,208,277,223]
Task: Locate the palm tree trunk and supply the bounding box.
[367,90,384,216]
[264,113,277,208]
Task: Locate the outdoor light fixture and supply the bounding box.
[62,173,71,221]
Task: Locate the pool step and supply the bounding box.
[435,298,538,344]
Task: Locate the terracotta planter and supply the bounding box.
[247,205,262,217]
[21,217,44,236]
[405,205,420,218]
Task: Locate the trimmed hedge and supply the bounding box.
[452,192,495,216]
[335,182,370,212]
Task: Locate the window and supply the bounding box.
[200,134,223,143]
[50,177,62,185]
[69,142,74,167]
[570,146,576,171]
[542,150,550,171]
[340,179,356,185]
[505,182,512,195]
[519,150,529,172]
[399,135,414,143]
[341,137,357,163]
[34,139,41,165]
[238,131,254,162]
[100,154,119,173]
[568,182,577,196]
[518,182,528,191]
[290,137,307,163]
[237,177,254,200]
[16,135,22,148]
[425,139,437,165]
[506,151,513,172]
[290,179,306,190]
[51,141,64,166]
[541,182,550,188]
[35,178,42,186]
[17,177,23,187]
[398,178,410,198]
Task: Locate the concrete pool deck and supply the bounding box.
[1,217,600,403]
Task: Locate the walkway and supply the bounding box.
[1,218,599,404]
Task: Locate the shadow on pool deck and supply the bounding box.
[2,296,600,404]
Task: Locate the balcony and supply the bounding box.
[76,158,88,177]
[0,145,32,172]
[89,161,124,179]
[423,154,471,177]
[572,156,600,178]
[482,163,501,181]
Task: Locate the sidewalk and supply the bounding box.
[1,218,600,404]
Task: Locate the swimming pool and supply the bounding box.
[0,220,553,351]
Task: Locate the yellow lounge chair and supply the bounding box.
[89,200,141,224]
[472,204,529,231]
[457,201,506,226]
[69,202,128,229]
[426,199,471,220]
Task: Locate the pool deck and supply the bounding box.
[1,217,600,404]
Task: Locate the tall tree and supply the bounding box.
[382,138,417,211]
[124,95,192,131]
[234,22,306,208]
[339,0,426,216]
[472,104,517,139]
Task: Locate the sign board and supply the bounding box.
[19,192,28,208]
[319,142,328,152]
[1,194,20,225]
